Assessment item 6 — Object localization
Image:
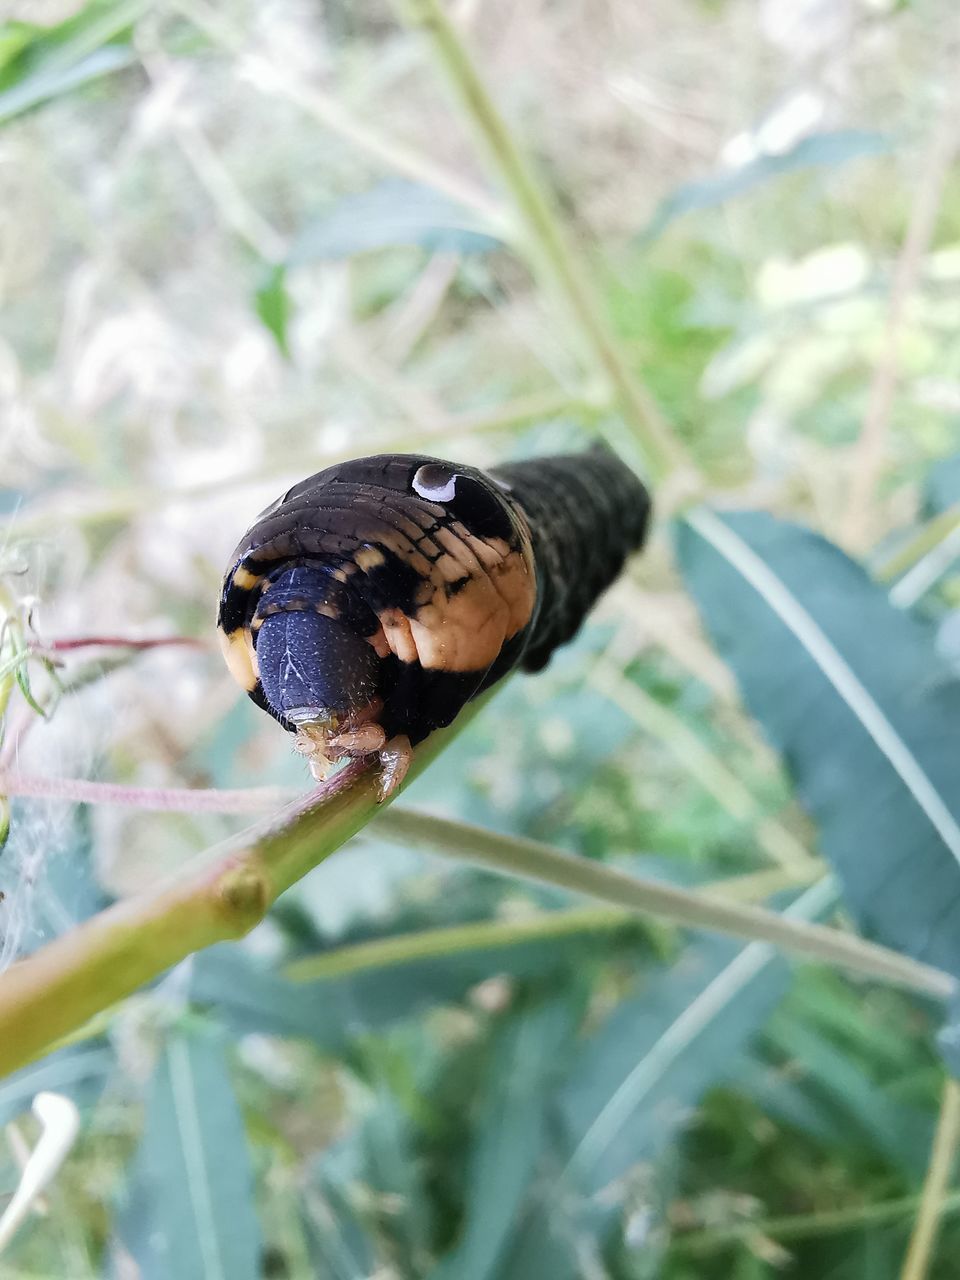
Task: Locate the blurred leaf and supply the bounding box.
[254,264,291,358]
[0,0,146,125]
[303,1126,385,1278]
[766,1015,932,1176]
[300,1071,437,1278]
[356,1087,433,1273]
[431,998,578,1280]
[0,1041,112,1126]
[191,906,628,1051]
[922,451,960,518]
[117,1023,262,1280]
[1,804,109,963]
[730,1049,842,1145]
[640,130,889,243]
[288,178,503,264]
[678,511,960,976]
[497,916,821,1276]
[559,931,794,1194]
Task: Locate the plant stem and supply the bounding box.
[394,0,693,482]
[672,1190,960,1256]
[901,1077,960,1280]
[373,808,956,1000]
[874,508,960,584]
[283,864,822,984]
[0,773,294,814]
[842,79,960,552]
[0,713,473,1079]
[171,0,504,227]
[284,904,640,982]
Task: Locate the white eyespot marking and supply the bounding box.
[412,464,458,503]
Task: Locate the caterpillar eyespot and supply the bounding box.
[218,448,651,799]
[411,463,458,503]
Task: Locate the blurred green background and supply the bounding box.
[2,0,960,1277]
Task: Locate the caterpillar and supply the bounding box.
[217,447,651,798]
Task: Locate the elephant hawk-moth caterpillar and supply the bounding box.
[218,447,651,798]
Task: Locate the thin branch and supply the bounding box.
[373,809,956,1000]
[0,707,475,1079]
[283,863,823,983]
[284,905,640,982]
[40,635,205,654]
[0,773,293,814]
[139,36,287,262]
[843,75,960,551]
[888,520,960,609]
[672,1190,960,1257]
[394,0,696,483]
[874,507,960,584]
[901,1077,960,1280]
[169,0,505,227]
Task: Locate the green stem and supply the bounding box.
[395,0,694,482]
[283,866,819,984]
[901,1077,960,1280]
[373,808,956,1000]
[172,0,504,227]
[874,507,960,584]
[672,1190,960,1256]
[284,905,639,982]
[0,709,481,1080]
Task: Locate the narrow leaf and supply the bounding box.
[640,130,889,242]
[431,998,578,1280]
[254,263,291,358]
[679,509,960,976]
[0,0,146,125]
[288,178,502,264]
[117,1024,262,1280]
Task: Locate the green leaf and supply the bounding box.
[639,130,889,242]
[303,1136,382,1278]
[254,264,291,358]
[678,509,960,977]
[117,1023,262,1280]
[356,1087,433,1272]
[431,998,579,1280]
[922,452,960,519]
[192,896,638,1051]
[766,1015,933,1176]
[558,929,797,1193]
[288,178,503,264]
[0,0,146,125]
[491,896,828,1276]
[0,1042,112,1126]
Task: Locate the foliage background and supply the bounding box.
[2,0,960,1277]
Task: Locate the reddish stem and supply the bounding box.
[0,773,296,814]
[41,635,207,653]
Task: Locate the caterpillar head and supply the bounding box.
[217,454,537,796]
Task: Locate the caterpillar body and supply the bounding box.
[218,447,650,798]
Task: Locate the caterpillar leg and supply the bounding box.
[377,735,413,802]
[327,723,388,756]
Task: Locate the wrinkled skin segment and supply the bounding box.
[217,449,650,798]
